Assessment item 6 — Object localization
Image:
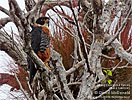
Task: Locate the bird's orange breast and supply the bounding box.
[42,26,50,36]
[37,48,50,62]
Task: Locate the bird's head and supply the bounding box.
[35,17,49,28]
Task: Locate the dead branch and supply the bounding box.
[42,0,70,15]
[105,34,132,65]
[14,73,30,100]
[101,54,116,60]
[8,0,23,18]
[66,59,85,76]
[24,0,36,11]
[50,50,75,100]
[48,14,78,39]
[27,0,46,24]
[112,59,123,71]
[0,6,10,16]
[68,82,81,86]
[53,94,61,100]
[0,0,131,99]
[104,5,132,46]
[0,30,27,67]
[7,0,55,99]
[27,82,37,100]
[0,17,12,29]
[77,73,94,99]
[70,1,90,72]
[88,41,105,80]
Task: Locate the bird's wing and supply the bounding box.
[31,27,42,53]
[28,27,42,83]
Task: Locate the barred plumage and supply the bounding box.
[40,32,50,52]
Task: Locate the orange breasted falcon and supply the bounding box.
[28,17,51,83]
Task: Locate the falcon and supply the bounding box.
[28,17,51,83]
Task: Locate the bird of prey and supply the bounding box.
[28,17,51,83]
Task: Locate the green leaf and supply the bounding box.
[107,70,112,76]
[103,70,107,74]
[107,80,112,84]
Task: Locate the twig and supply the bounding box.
[68,82,81,86]
[104,34,132,65]
[112,59,122,71]
[53,94,61,100]
[126,45,132,52]
[53,82,81,92]
[24,0,36,11]
[0,30,26,67]
[27,82,37,100]
[14,73,30,100]
[78,41,84,59]
[8,0,22,17]
[73,36,79,64]
[48,14,78,39]
[66,60,86,76]
[2,28,24,60]
[0,6,10,16]
[27,0,46,21]
[70,0,90,72]
[101,54,116,60]
[117,65,132,69]
[104,6,132,46]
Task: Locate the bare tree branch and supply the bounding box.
[0,17,12,29]
[0,6,10,16]
[27,0,46,25]
[66,59,85,76]
[104,5,132,46]
[51,50,75,100]
[70,1,90,72]
[53,94,61,100]
[48,14,78,39]
[105,34,132,65]
[14,73,30,100]
[24,0,36,11]
[101,54,116,60]
[27,82,37,100]
[0,30,27,67]
[8,0,24,20]
[77,73,94,100]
